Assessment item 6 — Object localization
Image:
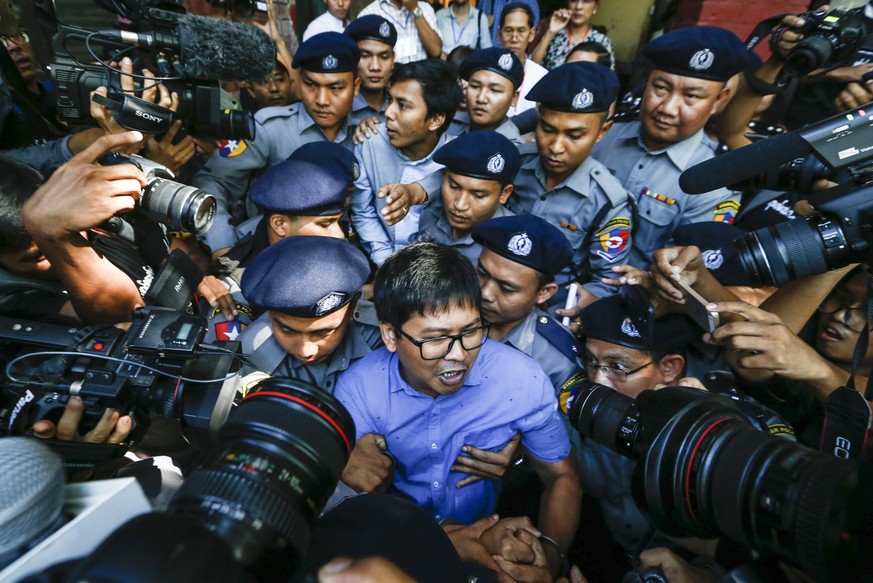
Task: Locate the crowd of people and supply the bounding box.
[2,0,873,581]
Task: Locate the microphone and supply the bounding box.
[0,438,65,570]
[678,131,812,194]
[97,15,275,81]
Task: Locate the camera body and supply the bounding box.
[100,152,216,234]
[0,306,240,446]
[782,9,868,77]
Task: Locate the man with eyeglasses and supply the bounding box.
[576,293,697,555]
[497,2,546,117]
[334,241,580,579]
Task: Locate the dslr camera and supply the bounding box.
[101,152,215,234]
[778,8,868,78]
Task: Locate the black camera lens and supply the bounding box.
[735,215,850,287]
[567,379,639,458]
[640,411,855,583]
[140,178,216,234]
[167,378,355,580]
[784,36,834,77]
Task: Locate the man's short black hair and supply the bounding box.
[0,157,42,250]
[374,241,481,331]
[499,2,534,29]
[389,59,462,135]
[569,40,613,69]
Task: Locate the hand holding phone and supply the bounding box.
[677,281,720,333]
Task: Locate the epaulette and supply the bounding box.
[535,313,581,363]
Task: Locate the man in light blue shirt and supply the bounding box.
[351,59,461,265]
[435,0,491,55]
[335,241,580,579]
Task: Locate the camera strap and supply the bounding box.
[820,277,873,460]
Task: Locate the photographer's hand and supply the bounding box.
[705,300,848,400]
[21,131,148,324]
[32,396,132,444]
[144,120,197,174]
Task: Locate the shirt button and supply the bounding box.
[431,443,438,449]
[540,195,546,201]
[638,163,644,169]
[433,481,440,487]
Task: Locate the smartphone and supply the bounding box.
[256,1,268,11]
[677,281,720,333]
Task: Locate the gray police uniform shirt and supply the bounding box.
[447,111,522,143]
[193,102,356,252]
[501,308,586,472]
[508,145,633,298]
[414,194,515,264]
[350,93,388,126]
[593,120,742,268]
[352,125,451,265]
[240,313,383,394]
[576,438,672,554]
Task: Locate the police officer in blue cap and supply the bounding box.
[199,152,353,342]
[509,62,633,313]
[239,235,394,494]
[472,214,585,467]
[449,47,525,141]
[414,131,519,263]
[239,235,380,391]
[345,15,397,124]
[193,32,362,255]
[593,25,754,269]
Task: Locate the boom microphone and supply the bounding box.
[97,15,275,81]
[679,131,812,194]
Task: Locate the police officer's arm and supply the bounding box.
[529,453,580,578]
[21,132,148,325]
[581,197,634,299]
[451,433,521,486]
[192,128,271,254]
[350,146,395,265]
[378,169,442,226]
[334,371,394,492]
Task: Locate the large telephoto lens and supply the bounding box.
[735,215,851,287]
[167,378,355,581]
[639,407,856,583]
[140,178,216,234]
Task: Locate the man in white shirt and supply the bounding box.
[435,0,491,56]
[303,0,350,41]
[357,0,442,63]
[498,1,546,116]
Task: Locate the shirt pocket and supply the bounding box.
[635,194,680,251]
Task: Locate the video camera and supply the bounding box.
[49,0,275,140]
[566,380,873,583]
[679,102,873,287]
[0,306,241,456]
